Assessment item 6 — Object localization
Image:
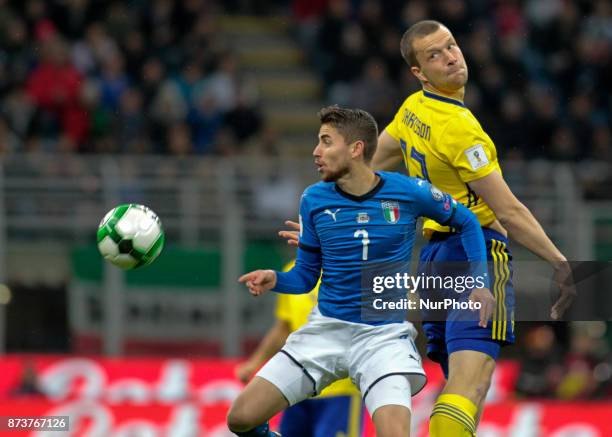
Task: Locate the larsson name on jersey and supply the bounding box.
[401,108,431,141]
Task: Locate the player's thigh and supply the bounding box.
[314,395,364,437]
[279,401,312,437]
[443,349,496,405]
[256,348,323,408]
[264,312,351,402]
[422,321,448,368]
[349,322,426,409]
[371,403,411,437]
[228,376,289,428]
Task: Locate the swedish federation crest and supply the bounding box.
[381,200,400,224]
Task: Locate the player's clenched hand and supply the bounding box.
[550,261,576,320]
[469,288,495,328]
[238,269,277,296]
[278,220,301,246]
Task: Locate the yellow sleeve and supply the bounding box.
[275,294,292,323]
[440,114,499,182]
[275,260,296,323]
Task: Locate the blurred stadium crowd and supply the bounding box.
[514,322,611,400]
[0,0,264,156]
[0,0,609,402]
[0,0,609,163]
[296,0,611,164]
[292,0,612,199]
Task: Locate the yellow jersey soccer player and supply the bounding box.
[235,261,363,437]
[372,20,576,437]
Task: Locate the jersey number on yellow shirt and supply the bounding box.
[401,139,431,182]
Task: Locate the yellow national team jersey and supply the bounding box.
[385,89,501,237]
[275,261,360,397]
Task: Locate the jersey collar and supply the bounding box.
[334,172,385,202]
[422,90,465,108]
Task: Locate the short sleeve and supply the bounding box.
[440,114,499,182]
[298,190,320,252]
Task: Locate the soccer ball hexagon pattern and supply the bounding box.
[97,204,165,269]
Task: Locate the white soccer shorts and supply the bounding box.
[256,306,426,414]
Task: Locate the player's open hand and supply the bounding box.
[550,261,576,320]
[238,269,277,296]
[278,220,301,246]
[469,288,495,328]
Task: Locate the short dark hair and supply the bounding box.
[400,20,443,67]
[318,106,378,163]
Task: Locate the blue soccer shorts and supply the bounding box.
[418,228,515,377]
[280,394,364,437]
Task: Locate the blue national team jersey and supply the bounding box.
[273,171,487,324]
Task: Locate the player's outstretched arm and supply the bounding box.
[371,130,404,171]
[239,270,277,296]
[469,171,576,319]
[274,249,321,294]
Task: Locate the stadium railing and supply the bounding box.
[0,155,600,355]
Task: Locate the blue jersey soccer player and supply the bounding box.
[227,106,492,437]
[370,20,576,437]
[235,261,364,437]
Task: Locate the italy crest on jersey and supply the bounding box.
[381,200,400,224]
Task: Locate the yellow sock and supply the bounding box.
[429,393,477,437]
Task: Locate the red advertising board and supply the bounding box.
[0,356,609,436]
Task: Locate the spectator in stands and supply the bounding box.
[99,53,130,112]
[0,0,604,166]
[305,0,609,165]
[556,328,600,400]
[350,58,396,125]
[11,361,44,397]
[166,122,193,156]
[515,325,564,398]
[189,93,224,154]
[27,28,88,146]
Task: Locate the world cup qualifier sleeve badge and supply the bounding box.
[381,200,400,224]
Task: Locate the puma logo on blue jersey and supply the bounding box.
[324,209,341,222]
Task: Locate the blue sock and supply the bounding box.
[233,422,277,436]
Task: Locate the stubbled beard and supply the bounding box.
[321,164,350,182]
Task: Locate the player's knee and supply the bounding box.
[372,404,411,437]
[375,419,411,437]
[473,376,492,401]
[466,370,492,400]
[227,402,258,432]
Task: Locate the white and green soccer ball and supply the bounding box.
[97,204,165,269]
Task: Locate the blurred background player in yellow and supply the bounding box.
[235,260,363,437]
